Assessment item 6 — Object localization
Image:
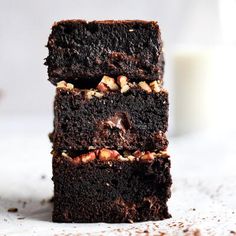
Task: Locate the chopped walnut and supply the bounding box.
[99,148,119,161]
[86,90,103,99]
[96,82,109,92]
[117,75,128,88]
[150,81,161,93]
[138,81,152,93]
[140,152,156,161]
[101,76,119,91]
[57,81,74,90]
[121,84,130,93]
[80,152,96,163]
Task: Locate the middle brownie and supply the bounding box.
[51,78,169,153]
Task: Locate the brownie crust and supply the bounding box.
[45,20,164,87]
[52,151,172,223]
[51,85,169,153]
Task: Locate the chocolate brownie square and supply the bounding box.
[51,77,169,154]
[45,20,164,87]
[52,149,172,223]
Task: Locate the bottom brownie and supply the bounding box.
[52,150,172,223]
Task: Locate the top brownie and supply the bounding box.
[45,20,164,87]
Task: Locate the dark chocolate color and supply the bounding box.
[52,152,172,223]
[51,87,169,153]
[45,20,164,87]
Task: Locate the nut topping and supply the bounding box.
[86,90,95,99]
[121,84,130,93]
[80,152,96,163]
[86,90,103,99]
[133,150,145,158]
[100,76,119,91]
[138,81,152,93]
[98,148,112,161]
[57,81,74,90]
[99,148,119,161]
[94,91,104,98]
[96,82,109,92]
[62,149,167,164]
[117,155,127,161]
[117,75,128,88]
[140,152,155,161]
[61,151,70,158]
[72,156,81,164]
[150,81,161,93]
[127,155,135,161]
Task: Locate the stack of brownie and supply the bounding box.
[45,20,172,223]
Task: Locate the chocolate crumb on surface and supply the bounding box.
[41,174,46,179]
[40,199,46,205]
[8,208,18,213]
[22,201,27,208]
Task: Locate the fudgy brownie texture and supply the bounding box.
[45,20,164,87]
[52,151,172,223]
[51,85,169,153]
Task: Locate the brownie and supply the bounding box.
[51,79,169,153]
[46,18,172,224]
[52,150,172,223]
[45,20,164,87]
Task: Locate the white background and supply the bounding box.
[1,1,236,235]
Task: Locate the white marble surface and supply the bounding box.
[0,116,236,235]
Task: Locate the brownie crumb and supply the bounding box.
[8,208,18,213]
[41,174,46,179]
[159,232,167,236]
[192,229,201,236]
[40,199,46,205]
[22,201,27,208]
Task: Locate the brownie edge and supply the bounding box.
[52,151,172,223]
